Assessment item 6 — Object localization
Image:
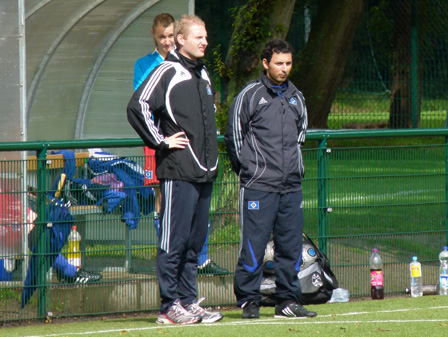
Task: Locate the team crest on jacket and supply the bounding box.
[289,97,297,105]
[206,84,212,95]
[248,201,259,210]
[145,170,153,179]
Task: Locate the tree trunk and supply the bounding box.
[224,0,296,104]
[291,0,364,129]
[389,0,419,128]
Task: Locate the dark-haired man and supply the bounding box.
[225,38,317,319]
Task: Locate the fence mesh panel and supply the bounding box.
[1,134,447,321]
[328,0,448,129]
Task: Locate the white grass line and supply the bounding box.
[19,305,448,337]
[224,319,448,325]
[315,304,448,319]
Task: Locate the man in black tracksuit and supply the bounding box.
[225,39,317,319]
[127,15,222,325]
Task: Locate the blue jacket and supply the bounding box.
[49,150,76,199]
[133,50,163,91]
[88,157,154,229]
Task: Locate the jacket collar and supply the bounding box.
[261,72,289,98]
[166,50,205,77]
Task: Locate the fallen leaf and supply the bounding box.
[377,328,392,332]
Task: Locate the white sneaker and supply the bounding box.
[184,297,223,323]
[156,299,202,324]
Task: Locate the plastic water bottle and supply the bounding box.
[67,225,81,268]
[410,256,423,297]
[329,288,350,303]
[439,246,448,295]
[369,248,384,300]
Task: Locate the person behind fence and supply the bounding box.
[127,15,223,325]
[52,254,102,284]
[225,38,317,319]
[133,12,228,276]
[27,209,102,284]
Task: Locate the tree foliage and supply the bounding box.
[222,0,297,103]
[291,0,365,128]
[218,0,364,129]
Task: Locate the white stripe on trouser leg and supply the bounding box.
[238,187,245,256]
[161,180,172,252]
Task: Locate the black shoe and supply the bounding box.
[274,301,317,318]
[198,260,229,275]
[58,268,102,284]
[241,301,259,319]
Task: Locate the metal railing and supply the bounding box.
[1,128,448,322]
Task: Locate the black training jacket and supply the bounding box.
[224,72,308,193]
[127,50,218,183]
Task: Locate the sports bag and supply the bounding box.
[299,233,339,304]
[261,233,339,305]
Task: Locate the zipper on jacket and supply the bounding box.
[280,99,287,192]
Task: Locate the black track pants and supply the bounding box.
[157,180,213,313]
[234,188,304,306]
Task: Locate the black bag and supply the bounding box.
[299,233,339,304]
[261,233,338,305]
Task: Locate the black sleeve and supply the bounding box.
[127,65,172,151]
[224,88,252,175]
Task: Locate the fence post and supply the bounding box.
[411,0,419,128]
[317,137,328,255]
[36,148,47,317]
[446,136,448,246]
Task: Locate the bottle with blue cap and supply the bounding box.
[439,246,448,295]
[409,256,423,297]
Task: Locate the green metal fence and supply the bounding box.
[1,129,448,322]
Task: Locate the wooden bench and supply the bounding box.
[26,152,91,171]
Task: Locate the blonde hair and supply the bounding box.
[174,15,206,49]
[151,13,175,45]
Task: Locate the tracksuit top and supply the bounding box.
[127,50,218,183]
[133,49,164,91]
[225,72,308,194]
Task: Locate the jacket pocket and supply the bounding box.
[239,134,266,184]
